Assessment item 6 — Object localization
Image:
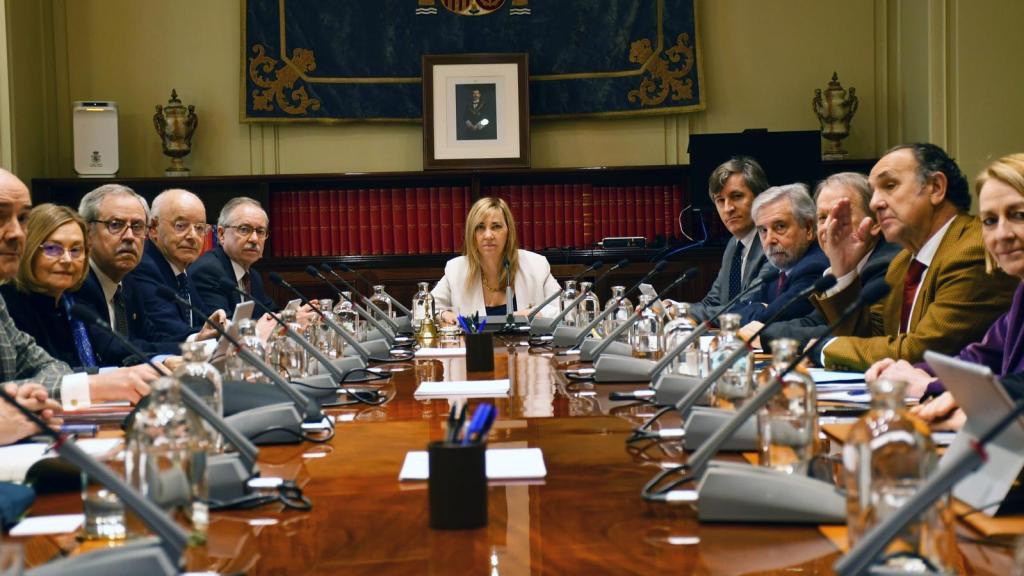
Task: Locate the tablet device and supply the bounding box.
[212,301,257,361]
[285,298,302,312]
[638,283,667,319]
[925,350,1024,515]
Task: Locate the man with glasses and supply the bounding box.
[75,184,181,365]
[190,197,275,318]
[130,188,227,342]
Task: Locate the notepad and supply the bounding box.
[9,514,84,536]
[808,369,866,384]
[414,379,510,398]
[0,438,123,483]
[415,347,466,358]
[398,447,547,481]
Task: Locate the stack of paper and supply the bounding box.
[414,379,510,398]
[398,447,546,481]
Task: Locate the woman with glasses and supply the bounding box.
[0,204,97,368]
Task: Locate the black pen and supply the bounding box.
[451,403,468,444]
[445,404,458,444]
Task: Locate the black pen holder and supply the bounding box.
[428,441,488,530]
[464,332,494,372]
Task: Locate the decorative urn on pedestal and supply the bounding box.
[153,89,199,176]
[812,72,858,160]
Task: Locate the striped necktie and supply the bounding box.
[62,294,97,368]
[176,272,193,326]
[728,242,744,299]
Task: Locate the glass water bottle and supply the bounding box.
[369,284,394,321]
[412,282,433,331]
[663,302,700,376]
[226,318,268,384]
[559,280,579,328]
[708,313,753,409]
[603,285,632,341]
[266,307,308,380]
[756,338,817,475]
[334,291,366,344]
[173,342,224,453]
[126,376,210,545]
[575,281,601,329]
[630,294,663,360]
[844,378,952,571]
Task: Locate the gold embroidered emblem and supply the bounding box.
[249,44,322,115]
[627,33,695,107]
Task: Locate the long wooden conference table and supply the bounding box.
[13,338,1018,574]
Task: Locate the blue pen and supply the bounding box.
[474,404,496,444]
[61,423,98,437]
[456,314,472,334]
[477,317,487,333]
[461,403,496,445]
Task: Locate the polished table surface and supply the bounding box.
[14,339,1017,574]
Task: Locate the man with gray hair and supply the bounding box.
[750,173,899,349]
[190,196,275,318]
[74,184,181,365]
[731,183,828,325]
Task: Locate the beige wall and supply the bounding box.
[4,0,1023,190]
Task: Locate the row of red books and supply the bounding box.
[268,184,686,257]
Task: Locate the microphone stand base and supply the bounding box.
[209,453,256,502]
[593,355,655,383]
[683,407,758,451]
[653,373,707,406]
[27,538,176,576]
[696,461,845,523]
[580,338,632,362]
[225,403,305,445]
[551,326,584,347]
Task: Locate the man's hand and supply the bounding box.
[196,309,229,341]
[822,198,876,277]
[873,359,936,398]
[89,367,154,404]
[256,313,277,342]
[910,391,961,429]
[295,305,317,330]
[9,383,61,422]
[738,321,764,349]
[864,358,896,383]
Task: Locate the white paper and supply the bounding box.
[414,379,510,398]
[809,369,865,384]
[415,347,466,358]
[9,514,84,536]
[399,447,547,481]
[931,431,957,446]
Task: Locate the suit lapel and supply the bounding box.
[908,214,969,331]
[743,239,764,285]
[215,247,242,308]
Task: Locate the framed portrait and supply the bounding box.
[422,53,530,170]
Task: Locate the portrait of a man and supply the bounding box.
[456,83,498,141]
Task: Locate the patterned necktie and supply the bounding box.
[775,271,787,299]
[112,284,129,336]
[241,272,252,301]
[176,272,193,326]
[728,242,745,299]
[900,259,927,333]
[62,294,97,368]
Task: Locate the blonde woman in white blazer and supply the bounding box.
[433,197,561,324]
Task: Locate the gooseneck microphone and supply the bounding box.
[0,363,189,568]
[591,268,784,384]
[503,258,515,330]
[526,259,604,322]
[568,259,670,350]
[154,284,323,423]
[531,259,628,336]
[336,262,414,318]
[626,273,838,435]
[641,280,891,524]
[584,266,699,361]
[321,263,412,336]
[70,303,260,501]
[306,265,398,339]
[220,281,385,402]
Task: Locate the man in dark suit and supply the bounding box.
[667,157,770,322]
[731,183,829,326]
[74,184,181,365]
[190,197,275,318]
[753,172,899,349]
[129,188,226,343]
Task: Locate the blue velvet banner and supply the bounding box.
[243,0,702,122]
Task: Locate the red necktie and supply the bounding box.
[899,259,927,333]
[776,271,787,298]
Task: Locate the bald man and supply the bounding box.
[129,188,226,342]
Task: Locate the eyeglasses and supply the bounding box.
[169,220,210,236]
[39,242,85,260]
[224,224,270,239]
[90,219,146,236]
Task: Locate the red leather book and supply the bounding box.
[286,191,298,257]
[579,183,592,248]
[297,190,311,257]
[318,189,331,256]
[392,188,407,254]
[553,184,565,248]
[408,187,421,254]
[653,185,666,241]
[453,186,467,253]
[644,185,656,241]
[329,189,341,255]
[417,187,430,254]
[345,189,359,256]
[508,184,522,238]
[439,186,453,253]
[368,188,381,255]
[611,186,622,237]
[380,188,394,254]
[357,188,371,255]
[594,186,606,243]
[269,192,283,257]
[543,183,555,249]
[626,186,639,238]
[671,184,683,240]
[519,184,533,250]
[428,186,441,253]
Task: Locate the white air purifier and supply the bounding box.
[73,101,119,176]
